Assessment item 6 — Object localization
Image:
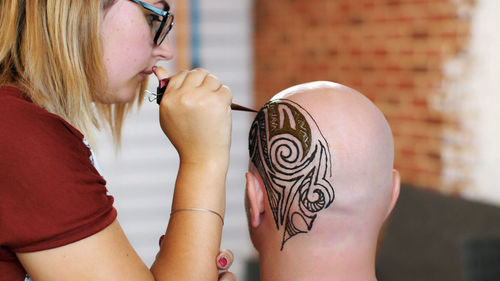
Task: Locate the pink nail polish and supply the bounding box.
[218,257,228,268]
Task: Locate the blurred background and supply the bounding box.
[95,0,500,280]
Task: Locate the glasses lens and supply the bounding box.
[155,14,174,45]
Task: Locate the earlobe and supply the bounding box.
[245,172,265,228]
[384,169,401,220]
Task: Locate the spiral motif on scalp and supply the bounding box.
[273,139,300,165]
[269,136,308,175]
[248,99,334,250]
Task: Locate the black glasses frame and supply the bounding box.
[128,0,174,45]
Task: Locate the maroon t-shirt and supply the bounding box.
[0,86,117,280]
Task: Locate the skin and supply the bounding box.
[99,0,174,104]
[245,82,401,281]
[16,1,235,280]
[248,98,335,250]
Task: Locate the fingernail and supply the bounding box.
[159,235,164,247]
[218,256,228,268]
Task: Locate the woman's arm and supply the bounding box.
[17,68,233,281]
[18,220,155,281]
[151,161,226,280]
[152,67,233,281]
[18,219,235,281]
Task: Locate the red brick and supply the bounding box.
[254,0,471,191]
[374,48,388,56]
[412,98,428,107]
[398,81,415,89]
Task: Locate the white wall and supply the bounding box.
[95,0,255,279]
[458,0,500,204]
[198,0,256,277]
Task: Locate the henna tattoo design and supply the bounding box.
[249,99,334,250]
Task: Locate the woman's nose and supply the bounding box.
[153,36,175,60]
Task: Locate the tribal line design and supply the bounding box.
[249,99,334,250]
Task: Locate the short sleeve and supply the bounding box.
[0,88,117,253]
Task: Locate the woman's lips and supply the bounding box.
[139,70,153,81]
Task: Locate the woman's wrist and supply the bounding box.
[172,160,228,215]
[179,154,230,173]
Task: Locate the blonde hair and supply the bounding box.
[0,0,145,145]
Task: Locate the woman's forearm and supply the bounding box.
[151,160,227,281]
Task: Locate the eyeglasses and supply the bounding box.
[128,0,174,45]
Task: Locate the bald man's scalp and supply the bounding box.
[249,99,335,250]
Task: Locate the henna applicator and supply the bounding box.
[150,67,257,113]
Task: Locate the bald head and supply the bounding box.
[246,81,399,253]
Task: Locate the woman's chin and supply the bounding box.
[96,87,139,104]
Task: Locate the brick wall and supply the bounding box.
[253,0,474,191]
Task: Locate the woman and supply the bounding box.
[0,1,234,280]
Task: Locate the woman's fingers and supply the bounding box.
[158,67,233,163]
[153,66,171,80]
[217,249,236,281]
[216,85,233,104]
[159,68,220,95]
[179,68,210,89]
[202,73,223,91]
[164,70,189,90]
[216,249,234,270]
[218,271,237,281]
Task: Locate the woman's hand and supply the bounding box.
[154,67,233,167]
[217,249,236,281]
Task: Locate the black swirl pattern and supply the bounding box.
[249,99,334,250]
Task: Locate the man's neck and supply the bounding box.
[258,242,378,281]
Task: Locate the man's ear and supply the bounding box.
[384,169,401,221]
[245,172,265,228]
